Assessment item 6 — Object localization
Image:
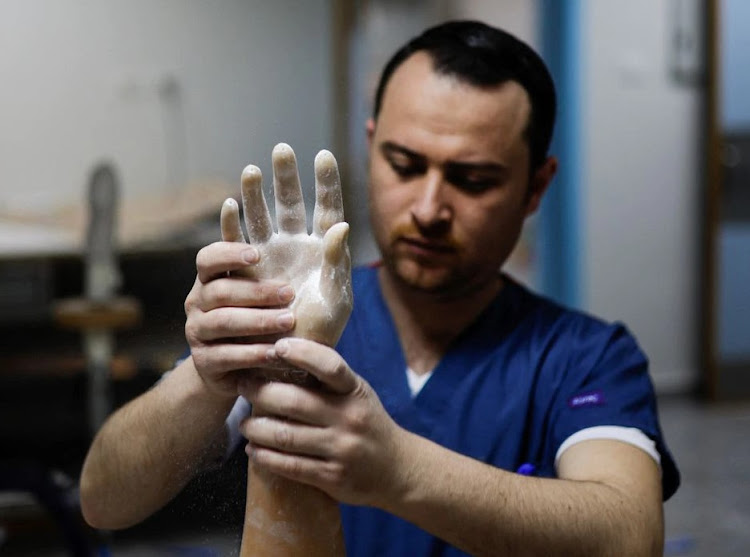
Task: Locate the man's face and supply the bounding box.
[367,51,554,297]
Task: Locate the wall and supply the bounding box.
[580,0,702,392]
[0,0,332,218]
[451,0,539,48]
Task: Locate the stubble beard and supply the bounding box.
[383,251,496,301]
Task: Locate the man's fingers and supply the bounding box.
[220,198,246,243]
[272,338,358,395]
[272,143,307,235]
[190,343,278,376]
[244,416,334,458]
[247,445,339,490]
[195,242,259,283]
[320,222,352,304]
[312,150,345,237]
[241,165,273,243]
[239,383,332,428]
[198,277,295,311]
[188,307,296,341]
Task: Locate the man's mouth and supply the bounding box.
[399,237,456,255]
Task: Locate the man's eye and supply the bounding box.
[390,161,422,178]
[450,177,497,194]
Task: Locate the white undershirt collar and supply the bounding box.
[406,366,433,396]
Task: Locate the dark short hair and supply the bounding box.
[373,20,556,171]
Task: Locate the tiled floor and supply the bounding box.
[2,395,749,556]
[661,396,750,556]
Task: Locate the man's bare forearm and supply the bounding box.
[383,432,663,557]
[80,357,237,530]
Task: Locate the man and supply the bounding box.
[80,20,679,556]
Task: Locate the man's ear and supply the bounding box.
[366,118,376,149]
[525,156,557,216]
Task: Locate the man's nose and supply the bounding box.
[411,171,452,230]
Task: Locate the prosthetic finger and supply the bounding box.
[241,165,273,243]
[319,222,351,309]
[220,198,246,243]
[312,150,345,237]
[272,143,307,235]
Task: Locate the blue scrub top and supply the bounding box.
[336,266,679,557]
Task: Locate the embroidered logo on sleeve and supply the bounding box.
[567,390,606,409]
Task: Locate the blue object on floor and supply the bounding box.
[664,535,697,555]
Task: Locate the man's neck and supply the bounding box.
[378,268,503,375]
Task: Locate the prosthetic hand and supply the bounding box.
[221,143,352,350]
[184,145,351,399]
[223,144,351,557]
